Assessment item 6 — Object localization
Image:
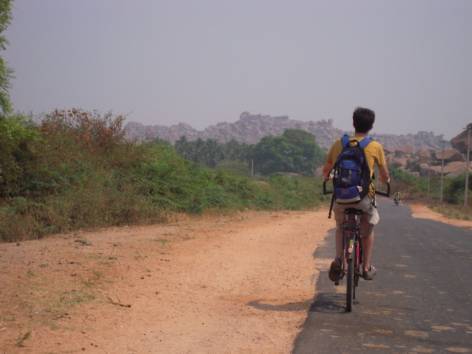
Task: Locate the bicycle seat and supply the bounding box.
[344,208,364,215]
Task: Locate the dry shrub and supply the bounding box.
[40,109,125,154]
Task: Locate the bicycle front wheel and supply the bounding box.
[346,254,354,312]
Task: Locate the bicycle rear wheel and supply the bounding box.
[346,254,354,312]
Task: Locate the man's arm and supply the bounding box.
[322,161,334,180]
[322,142,338,180]
[379,165,390,184]
[377,144,390,184]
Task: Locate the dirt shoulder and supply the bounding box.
[0,209,333,354]
[409,203,472,230]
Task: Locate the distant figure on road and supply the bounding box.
[394,191,401,205]
[322,107,390,281]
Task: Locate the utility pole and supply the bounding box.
[465,125,471,207]
[251,159,254,177]
[440,145,445,203]
[427,169,431,196]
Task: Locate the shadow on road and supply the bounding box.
[308,292,345,314]
[306,229,347,314]
[247,300,311,312]
[246,228,338,314]
[248,229,345,315]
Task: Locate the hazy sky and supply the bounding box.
[5,0,471,138]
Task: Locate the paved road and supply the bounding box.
[293,200,472,354]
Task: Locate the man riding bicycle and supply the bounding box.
[322,107,390,281]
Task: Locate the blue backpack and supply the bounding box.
[332,134,373,204]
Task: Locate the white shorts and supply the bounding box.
[333,196,380,226]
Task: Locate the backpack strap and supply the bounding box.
[341,134,372,149]
[341,134,350,148]
[358,136,373,149]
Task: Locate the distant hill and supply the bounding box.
[124,112,449,152]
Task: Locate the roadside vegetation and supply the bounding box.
[0,110,327,241]
[390,166,472,220]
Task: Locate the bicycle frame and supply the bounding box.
[341,209,363,312]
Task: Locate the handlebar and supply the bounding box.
[375,182,391,198]
[322,180,332,195]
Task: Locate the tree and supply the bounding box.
[251,129,325,176]
[172,132,326,176]
[0,2,34,197]
[0,0,12,115]
[174,137,248,168]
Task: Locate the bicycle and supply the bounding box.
[323,181,390,312]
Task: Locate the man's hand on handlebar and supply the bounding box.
[379,165,390,185]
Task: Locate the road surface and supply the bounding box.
[293,200,472,354]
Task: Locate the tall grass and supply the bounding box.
[0,110,324,241]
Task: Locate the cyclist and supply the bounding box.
[394,191,401,205]
[322,107,390,281]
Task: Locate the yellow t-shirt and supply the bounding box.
[326,135,387,198]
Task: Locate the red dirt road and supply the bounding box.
[0,210,333,353]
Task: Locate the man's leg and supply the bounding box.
[334,204,345,259]
[335,225,343,259]
[329,205,345,282]
[360,218,374,271]
[359,196,379,280]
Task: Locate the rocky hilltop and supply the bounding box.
[125,112,448,152]
[371,131,450,153]
[125,112,341,148]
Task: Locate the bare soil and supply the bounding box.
[409,203,472,229]
[0,209,333,354]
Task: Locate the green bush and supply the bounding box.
[0,115,39,197]
[444,173,472,204]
